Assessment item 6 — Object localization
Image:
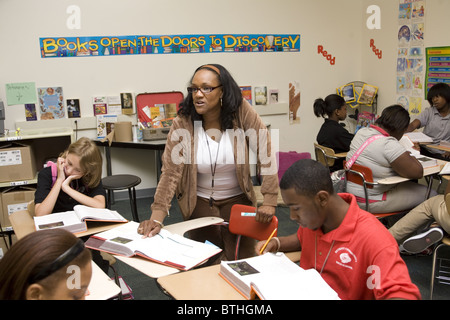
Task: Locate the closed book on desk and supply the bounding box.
[34,205,127,234]
[414,155,439,168]
[85,221,222,271]
[219,252,339,300]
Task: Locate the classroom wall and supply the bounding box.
[360,0,450,118]
[1,0,367,193]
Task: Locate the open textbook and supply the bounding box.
[85,221,222,271]
[34,205,127,234]
[404,132,434,144]
[400,135,439,168]
[219,252,339,300]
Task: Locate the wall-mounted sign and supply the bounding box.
[39,34,300,58]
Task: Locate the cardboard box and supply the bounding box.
[0,143,37,183]
[1,187,35,228]
[0,233,17,259]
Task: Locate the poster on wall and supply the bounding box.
[37,87,65,120]
[425,46,450,95]
[396,0,426,115]
[39,34,300,58]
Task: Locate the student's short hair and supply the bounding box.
[426,82,450,105]
[66,137,103,188]
[375,104,410,136]
[279,159,334,197]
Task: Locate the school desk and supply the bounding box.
[377,159,447,185]
[87,261,121,300]
[377,159,448,200]
[8,209,124,240]
[94,139,166,181]
[422,143,450,153]
[113,217,225,278]
[156,251,301,300]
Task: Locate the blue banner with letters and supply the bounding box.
[39,34,300,58]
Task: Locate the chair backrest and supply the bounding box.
[277,151,311,182]
[345,162,375,212]
[346,162,375,187]
[229,204,278,241]
[314,143,336,169]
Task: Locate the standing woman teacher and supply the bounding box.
[138,64,279,262]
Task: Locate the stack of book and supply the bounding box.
[219,252,339,300]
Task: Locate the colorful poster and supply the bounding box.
[37,87,65,120]
[39,34,301,58]
[425,46,450,95]
[396,0,426,113]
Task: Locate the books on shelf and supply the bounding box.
[219,252,339,300]
[34,205,127,234]
[85,221,222,271]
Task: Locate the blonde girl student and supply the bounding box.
[34,137,106,216]
[33,137,108,271]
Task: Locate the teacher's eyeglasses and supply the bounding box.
[187,85,222,94]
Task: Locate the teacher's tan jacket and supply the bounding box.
[150,99,279,220]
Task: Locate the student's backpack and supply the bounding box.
[46,161,58,187]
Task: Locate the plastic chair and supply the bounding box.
[345,162,408,220]
[102,174,141,222]
[430,236,450,299]
[229,204,278,260]
[314,143,341,172]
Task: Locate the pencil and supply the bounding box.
[259,228,277,254]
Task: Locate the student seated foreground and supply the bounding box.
[256,159,421,300]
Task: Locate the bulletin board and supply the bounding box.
[425,46,450,96]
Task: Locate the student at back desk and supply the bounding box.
[314,94,353,172]
[346,105,437,214]
[407,82,450,160]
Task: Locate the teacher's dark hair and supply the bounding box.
[178,64,243,130]
[280,159,334,197]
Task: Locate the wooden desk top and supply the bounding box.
[378,159,447,185]
[9,209,126,240]
[157,251,301,300]
[425,143,450,153]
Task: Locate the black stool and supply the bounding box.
[102,174,141,222]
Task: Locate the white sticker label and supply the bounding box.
[0,150,22,166]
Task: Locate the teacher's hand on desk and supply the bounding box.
[138,214,165,238]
